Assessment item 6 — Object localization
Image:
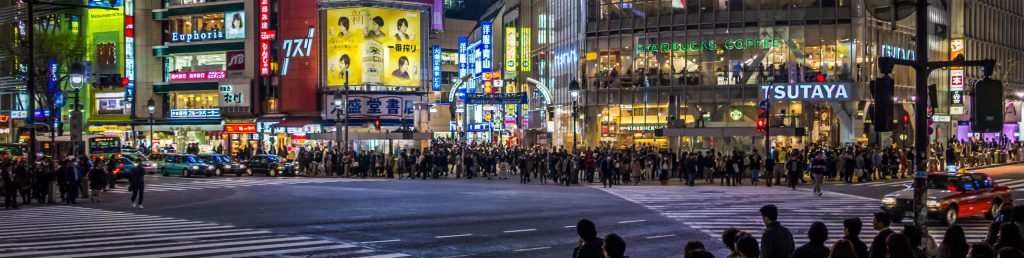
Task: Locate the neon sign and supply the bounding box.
[760,83,850,101]
[481,22,492,73]
[432,45,441,91]
[636,38,780,54]
[124,1,135,104]
[170,31,225,43]
[258,0,271,76]
[882,44,916,61]
[281,27,315,76]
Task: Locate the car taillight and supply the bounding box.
[947,185,957,191]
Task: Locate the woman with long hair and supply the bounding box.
[993,223,1024,251]
[966,242,996,258]
[939,224,969,258]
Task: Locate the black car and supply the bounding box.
[245,154,302,177]
[199,154,248,176]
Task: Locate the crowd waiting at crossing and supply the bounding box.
[575,204,1024,258]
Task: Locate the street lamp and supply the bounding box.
[333,90,343,153]
[147,98,155,154]
[570,80,581,152]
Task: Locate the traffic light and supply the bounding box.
[374,117,381,131]
[972,78,1004,132]
[756,117,767,132]
[871,76,895,132]
[902,115,909,127]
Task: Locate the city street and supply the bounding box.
[1,163,1021,257]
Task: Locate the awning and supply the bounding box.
[272,117,321,128]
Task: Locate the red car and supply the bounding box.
[881,172,1013,225]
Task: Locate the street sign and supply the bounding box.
[465,93,528,105]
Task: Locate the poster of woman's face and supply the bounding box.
[224,11,245,40]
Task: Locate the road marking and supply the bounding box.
[435,234,473,239]
[563,225,577,228]
[618,219,646,224]
[645,234,677,239]
[360,239,402,244]
[514,246,552,252]
[354,254,413,258]
[501,228,536,232]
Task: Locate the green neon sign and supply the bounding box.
[636,38,780,54]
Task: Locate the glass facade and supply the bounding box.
[580,0,931,151]
[168,52,226,73]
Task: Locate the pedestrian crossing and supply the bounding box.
[838,178,1024,191]
[0,205,408,258]
[107,177,383,193]
[596,185,996,248]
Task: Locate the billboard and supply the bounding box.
[325,93,417,119]
[325,7,422,87]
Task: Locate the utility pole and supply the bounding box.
[26,0,36,164]
[343,71,349,152]
[876,0,996,227]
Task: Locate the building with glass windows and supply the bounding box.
[575,0,1024,152]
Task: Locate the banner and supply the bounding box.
[326,94,417,119]
[325,7,422,87]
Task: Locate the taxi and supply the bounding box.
[880,169,1013,225]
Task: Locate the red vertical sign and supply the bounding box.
[259,0,271,76]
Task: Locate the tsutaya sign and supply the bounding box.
[636,38,780,54]
[760,83,850,101]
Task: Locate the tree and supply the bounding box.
[0,20,87,111]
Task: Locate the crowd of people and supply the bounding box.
[573,204,1024,258]
[2,155,146,210]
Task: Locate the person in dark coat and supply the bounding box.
[128,163,145,209]
[791,221,830,258]
[2,163,18,209]
[759,204,795,258]
[572,219,604,258]
[87,161,107,202]
[63,158,81,204]
[14,161,32,205]
[843,218,869,258]
[868,212,893,258]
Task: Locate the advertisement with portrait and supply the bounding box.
[224,11,246,40]
[279,0,320,113]
[87,8,124,76]
[324,7,422,87]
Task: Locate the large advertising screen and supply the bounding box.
[325,7,421,87]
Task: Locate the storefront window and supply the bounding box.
[169,91,219,109]
[165,11,245,43]
[95,92,129,115]
[168,0,236,7]
[169,52,226,73]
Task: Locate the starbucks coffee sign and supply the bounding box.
[760,83,850,101]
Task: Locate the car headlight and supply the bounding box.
[191,165,199,170]
[240,164,246,169]
[277,166,283,170]
[927,200,939,208]
[882,197,897,206]
[223,165,230,169]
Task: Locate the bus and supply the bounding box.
[33,135,123,158]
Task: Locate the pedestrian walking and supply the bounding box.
[2,163,18,209]
[128,162,146,209]
[811,152,827,196]
[86,162,107,202]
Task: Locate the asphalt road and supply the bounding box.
[3,175,713,258]
[2,163,1021,258]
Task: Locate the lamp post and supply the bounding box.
[334,90,343,152]
[343,71,350,152]
[147,98,155,154]
[571,89,579,152]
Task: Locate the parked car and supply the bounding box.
[881,172,1014,225]
[158,154,214,177]
[245,154,301,177]
[122,152,157,174]
[199,154,247,176]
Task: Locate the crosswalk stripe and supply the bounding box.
[0,222,215,238]
[0,206,406,258]
[59,236,314,257]
[102,177,375,194]
[201,244,366,258]
[0,229,259,248]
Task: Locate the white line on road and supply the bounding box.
[360,239,402,244]
[514,246,552,252]
[435,234,473,239]
[645,234,677,239]
[618,220,646,224]
[503,229,537,233]
[563,225,577,228]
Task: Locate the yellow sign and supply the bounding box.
[505,26,517,70]
[88,125,131,132]
[520,28,530,72]
[325,7,422,87]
